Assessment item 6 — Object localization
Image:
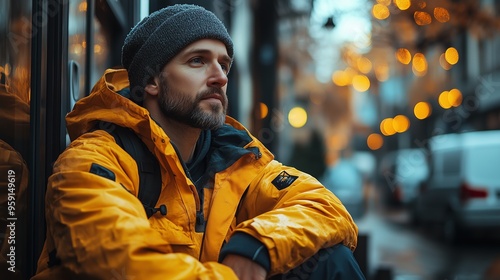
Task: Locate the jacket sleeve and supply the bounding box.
[35,131,236,280]
[231,160,359,275]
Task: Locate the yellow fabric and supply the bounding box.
[0,140,29,278]
[0,83,30,277]
[33,68,358,279]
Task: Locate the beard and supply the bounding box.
[157,77,228,130]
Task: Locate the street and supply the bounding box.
[354,183,500,280]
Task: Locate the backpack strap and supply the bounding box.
[104,124,165,218]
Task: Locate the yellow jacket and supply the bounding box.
[33,68,358,279]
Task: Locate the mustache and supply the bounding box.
[197,88,227,107]
[198,87,225,99]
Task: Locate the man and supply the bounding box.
[33,4,364,279]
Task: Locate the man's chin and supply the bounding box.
[206,116,226,130]
[188,113,226,130]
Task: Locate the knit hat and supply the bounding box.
[121,4,234,98]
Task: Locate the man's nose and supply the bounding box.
[207,63,228,88]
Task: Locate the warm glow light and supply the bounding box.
[434,7,450,23]
[352,74,370,92]
[374,63,390,81]
[439,54,452,70]
[260,102,269,119]
[357,57,373,74]
[372,4,390,20]
[414,102,431,120]
[380,118,396,136]
[94,44,102,54]
[345,67,358,79]
[445,47,459,65]
[332,70,350,86]
[438,91,452,109]
[71,43,83,55]
[412,53,428,76]
[393,115,410,133]
[288,107,308,128]
[367,133,384,150]
[377,0,391,5]
[328,134,349,151]
[78,1,87,12]
[396,48,412,65]
[414,11,432,25]
[448,88,463,107]
[395,0,411,10]
[4,64,11,76]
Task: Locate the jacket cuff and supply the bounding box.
[219,232,271,272]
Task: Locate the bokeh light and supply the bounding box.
[357,57,373,74]
[380,118,396,136]
[332,70,351,86]
[372,4,390,20]
[414,11,432,25]
[78,1,87,12]
[414,101,432,119]
[439,53,452,70]
[260,102,269,119]
[394,0,411,10]
[438,91,452,109]
[377,0,391,5]
[445,47,459,65]
[434,7,450,23]
[3,63,11,76]
[352,74,371,92]
[367,133,384,150]
[448,88,463,107]
[412,53,428,76]
[288,107,308,128]
[393,115,410,133]
[396,48,412,65]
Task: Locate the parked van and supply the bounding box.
[410,130,500,243]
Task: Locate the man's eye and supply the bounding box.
[221,63,230,74]
[190,57,203,64]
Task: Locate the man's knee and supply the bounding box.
[323,243,358,267]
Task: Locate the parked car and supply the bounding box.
[321,159,366,219]
[378,148,429,207]
[410,130,500,243]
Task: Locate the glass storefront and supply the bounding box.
[0,1,32,279]
[0,1,139,278]
[67,0,111,108]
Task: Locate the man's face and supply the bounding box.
[157,39,231,130]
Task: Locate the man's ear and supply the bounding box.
[144,77,160,96]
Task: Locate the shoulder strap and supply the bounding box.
[105,124,164,218]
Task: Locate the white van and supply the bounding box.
[411,130,500,243]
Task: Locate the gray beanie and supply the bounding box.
[122,4,233,96]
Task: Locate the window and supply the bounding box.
[0,1,32,278]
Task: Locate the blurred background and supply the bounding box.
[1,0,500,279]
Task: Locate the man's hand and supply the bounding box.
[221,254,267,280]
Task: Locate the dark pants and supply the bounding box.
[269,244,366,280]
